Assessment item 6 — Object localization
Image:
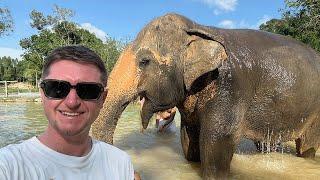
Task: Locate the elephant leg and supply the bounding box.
[200,130,235,180]
[295,138,317,158]
[254,141,262,152]
[199,110,236,180]
[254,141,277,153]
[180,121,200,162]
[295,118,320,158]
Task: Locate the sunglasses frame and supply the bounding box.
[40,79,105,101]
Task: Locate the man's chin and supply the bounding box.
[61,130,81,136]
[56,126,89,137]
[49,120,90,137]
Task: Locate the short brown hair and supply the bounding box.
[42,45,107,85]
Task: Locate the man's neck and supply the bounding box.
[37,128,92,157]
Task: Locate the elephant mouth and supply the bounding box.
[139,92,175,129]
[140,93,174,113]
[154,103,174,112]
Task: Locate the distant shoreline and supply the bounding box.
[0,93,41,102]
[0,97,41,102]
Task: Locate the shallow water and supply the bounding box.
[0,102,47,146]
[1,102,320,179]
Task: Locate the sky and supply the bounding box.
[0,0,286,60]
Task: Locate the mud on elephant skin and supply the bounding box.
[91,13,320,179]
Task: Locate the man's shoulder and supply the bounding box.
[0,142,23,158]
[0,138,35,162]
[92,140,130,159]
[0,140,30,171]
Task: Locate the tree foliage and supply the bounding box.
[0,6,13,36]
[30,5,74,31]
[0,56,18,80]
[260,0,320,52]
[18,5,124,83]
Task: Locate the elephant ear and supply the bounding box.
[183,28,228,92]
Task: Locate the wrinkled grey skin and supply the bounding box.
[92,13,320,179]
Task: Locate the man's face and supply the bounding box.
[40,60,106,137]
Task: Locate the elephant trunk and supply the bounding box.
[91,47,139,144]
[91,96,130,144]
[140,99,154,129]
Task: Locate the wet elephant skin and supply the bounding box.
[91,13,320,179]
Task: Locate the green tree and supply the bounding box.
[0,6,13,36]
[260,0,320,52]
[0,56,18,80]
[15,59,27,81]
[19,5,124,83]
[30,4,74,30]
[100,37,126,73]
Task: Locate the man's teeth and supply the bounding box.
[61,111,80,116]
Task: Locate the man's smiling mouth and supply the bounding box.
[59,111,84,117]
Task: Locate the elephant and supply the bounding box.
[91,13,320,179]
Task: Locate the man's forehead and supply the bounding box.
[46,60,102,81]
[48,59,100,71]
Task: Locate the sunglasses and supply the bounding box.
[40,79,105,100]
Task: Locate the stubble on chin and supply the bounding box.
[49,119,92,137]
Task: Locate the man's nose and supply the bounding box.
[64,89,81,108]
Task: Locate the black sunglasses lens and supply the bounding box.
[76,83,103,100]
[43,81,70,99]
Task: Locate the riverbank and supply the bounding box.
[0,93,41,102]
[0,82,40,102]
[0,97,41,102]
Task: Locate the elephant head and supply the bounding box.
[91,13,228,144]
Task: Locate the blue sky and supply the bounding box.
[0,0,285,59]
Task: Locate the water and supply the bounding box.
[0,102,47,146]
[1,102,320,179]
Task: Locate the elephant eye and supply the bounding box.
[139,58,150,67]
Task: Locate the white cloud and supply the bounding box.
[201,0,238,12]
[0,47,24,60]
[239,15,272,29]
[218,20,235,29]
[80,23,108,42]
[218,15,272,30]
[255,15,271,29]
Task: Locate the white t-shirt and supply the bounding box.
[0,137,134,180]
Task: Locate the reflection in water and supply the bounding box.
[0,102,320,179]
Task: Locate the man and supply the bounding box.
[0,46,137,179]
[155,107,177,133]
